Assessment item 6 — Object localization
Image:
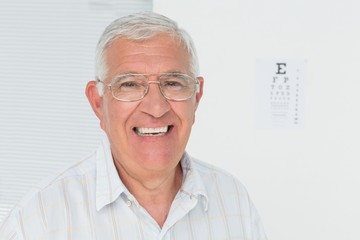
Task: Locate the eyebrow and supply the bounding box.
[114,70,188,76]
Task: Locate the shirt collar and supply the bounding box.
[95,135,209,212]
[180,152,209,211]
[95,135,126,211]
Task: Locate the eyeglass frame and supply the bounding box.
[96,72,200,102]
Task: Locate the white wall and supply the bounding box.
[154,0,360,239]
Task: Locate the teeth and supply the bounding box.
[136,126,169,136]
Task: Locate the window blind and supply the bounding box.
[0,0,152,223]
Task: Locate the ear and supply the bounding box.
[194,76,204,110]
[85,80,104,122]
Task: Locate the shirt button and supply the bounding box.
[127,199,132,207]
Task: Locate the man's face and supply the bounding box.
[89,35,203,181]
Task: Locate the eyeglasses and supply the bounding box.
[97,72,199,102]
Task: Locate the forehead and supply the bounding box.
[104,35,191,76]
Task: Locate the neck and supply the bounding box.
[115,162,183,228]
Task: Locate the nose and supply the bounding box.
[138,82,171,118]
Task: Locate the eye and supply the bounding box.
[112,75,146,92]
[120,81,138,88]
[161,74,190,90]
[163,80,185,88]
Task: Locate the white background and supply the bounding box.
[155,0,360,239]
[1,0,360,239]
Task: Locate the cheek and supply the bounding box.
[172,102,197,127]
[99,99,121,132]
[102,100,140,132]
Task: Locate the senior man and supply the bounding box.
[0,12,267,239]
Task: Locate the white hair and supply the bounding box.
[95,11,200,94]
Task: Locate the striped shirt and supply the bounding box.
[0,136,267,240]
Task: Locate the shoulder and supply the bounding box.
[19,151,96,207]
[190,156,236,177]
[191,157,248,187]
[188,156,253,211]
[0,152,97,239]
[188,156,267,239]
[190,156,249,193]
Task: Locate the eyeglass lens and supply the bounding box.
[110,73,197,101]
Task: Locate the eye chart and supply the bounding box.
[255,59,306,129]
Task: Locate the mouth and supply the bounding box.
[134,125,173,137]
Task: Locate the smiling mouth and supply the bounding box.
[134,125,173,136]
